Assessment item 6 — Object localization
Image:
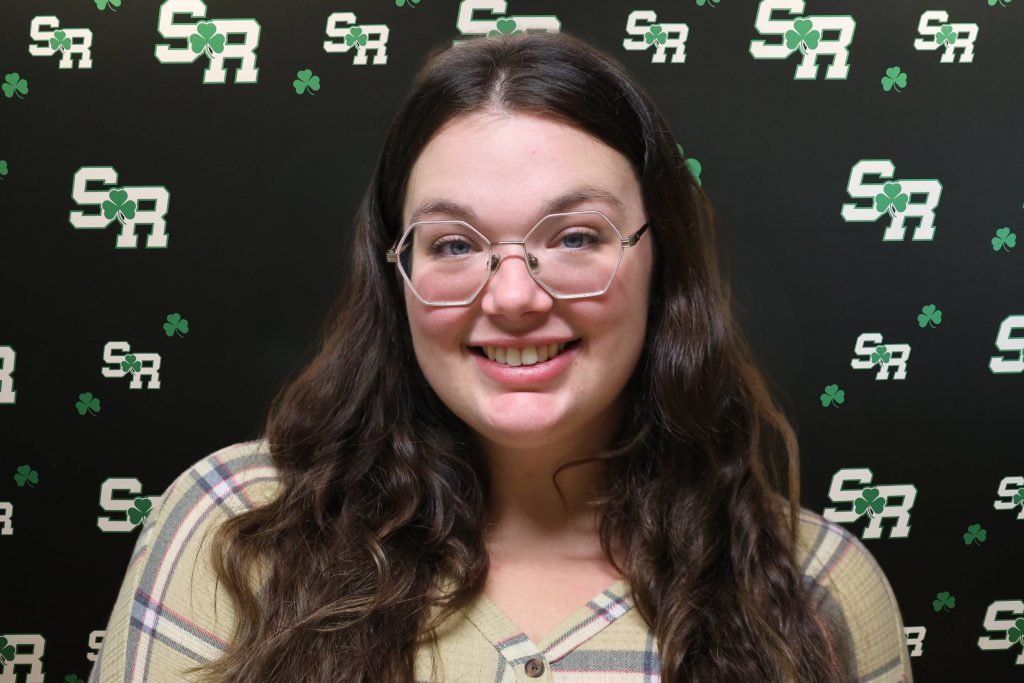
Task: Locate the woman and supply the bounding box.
[90,31,913,682]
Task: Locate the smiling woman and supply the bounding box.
[90,31,912,683]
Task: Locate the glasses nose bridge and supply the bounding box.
[486,238,540,278]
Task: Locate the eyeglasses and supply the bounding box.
[386,210,650,307]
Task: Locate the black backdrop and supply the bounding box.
[1,1,1023,681]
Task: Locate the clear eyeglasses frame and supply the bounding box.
[385,209,650,307]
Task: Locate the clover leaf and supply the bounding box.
[676,144,702,187]
[881,66,907,93]
[962,523,987,546]
[992,226,1017,252]
[102,188,137,223]
[784,18,820,54]
[819,384,845,407]
[874,181,909,216]
[2,73,29,99]
[0,160,7,179]
[50,30,72,53]
[696,0,722,6]
[64,675,85,683]
[121,353,142,374]
[1014,488,1024,507]
[932,591,956,612]
[76,392,101,416]
[396,0,421,6]
[917,304,942,328]
[989,0,1014,5]
[645,25,668,45]
[0,637,16,663]
[128,497,152,526]
[870,345,891,365]
[854,487,886,518]
[293,69,320,95]
[934,24,958,45]
[14,464,39,488]
[163,312,190,337]
[95,0,122,10]
[189,21,226,58]
[346,26,369,47]
[488,18,519,37]
[1008,618,1024,645]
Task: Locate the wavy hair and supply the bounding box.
[191,31,854,682]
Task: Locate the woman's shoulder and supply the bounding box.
[792,505,915,682]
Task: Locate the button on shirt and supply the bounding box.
[88,441,914,682]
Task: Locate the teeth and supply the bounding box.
[482,342,573,367]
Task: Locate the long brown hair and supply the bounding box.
[192,31,853,682]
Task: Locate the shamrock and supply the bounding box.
[163,312,190,337]
[0,159,7,179]
[50,30,72,53]
[874,182,909,216]
[2,73,29,99]
[1008,618,1024,645]
[785,18,820,54]
[0,637,16,663]
[645,25,668,45]
[988,0,1014,5]
[128,497,153,526]
[488,18,519,37]
[346,27,369,47]
[934,24,958,45]
[962,523,987,546]
[95,0,122,9]
[65,676,85,683]
[121,353,142,374]
[992,226,1017,252]
[932,591,956,612]
[854,487,886,518]
[14,465,39,488]
[395,0,421,6]
[293,69,320,95]
[1013,488,1024,507]
[676,144,702,187]
[819,384,845,408]
[696,0,721,6]
[870,345,891,365]
[189,21,226,58]
[76,392,102,416]
[881,66,907,93]
[102,188,137,223]
[917,304,942,328]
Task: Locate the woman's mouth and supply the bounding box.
[468,339,581,367]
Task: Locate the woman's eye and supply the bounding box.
[431,237,473,256]
[557,230,597,249]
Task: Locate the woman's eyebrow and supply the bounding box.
[407,186,626,225]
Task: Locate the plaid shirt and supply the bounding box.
[89,441,914,682]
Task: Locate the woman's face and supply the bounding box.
[400,111,653,452]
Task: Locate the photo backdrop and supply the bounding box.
[1,0,1022,681]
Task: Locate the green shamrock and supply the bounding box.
[488,18,519,37]
[95,0,122,9]
[189,21,226,58]
[785,18,820,54]
[934,24,958,45]
[962,523,987,546]
[0,636,16,663]
[696,0,722,6]
[50,30,72,52]
[127,497,153,526]
[819,384,845,407]
[293,69,320,95]
[64,676,85,683]
[76,392,102,416]
[881,66,907,93]
[676,144,702,187]
[988,0,1013,5]
[121,353,142,374]
[102,188,137,223]
[163,312,190,337]
[346,27,369,47]
[854,487,886,518]
[14,465,39,488]
[932,590,956,612]
[645,25,668,45]
[1013,488,1023,507]
[395,0,421,6]
[1008,618,1024,645]
[917,304,942,328]
[870,345,891,365]
[0,159,7,179]
[992,226,1017,252]
[874,182,909,216]
[3,73,29,99]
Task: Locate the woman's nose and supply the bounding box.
[479,249,554,318]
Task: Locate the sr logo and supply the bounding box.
[749,0,855,80]
[841,160,942,242]
[989,315,1024,374]
[323,13,389,65]
[454,0,560,44]
[102,341,162,390]
[913,11,978,64]
[622,11,688,64]
[823,468,917,539]
[850,333,911,380]
[29,16,93,69]
[977,600,1024,665]
[69,167,170,249]
[154,0,260,84]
